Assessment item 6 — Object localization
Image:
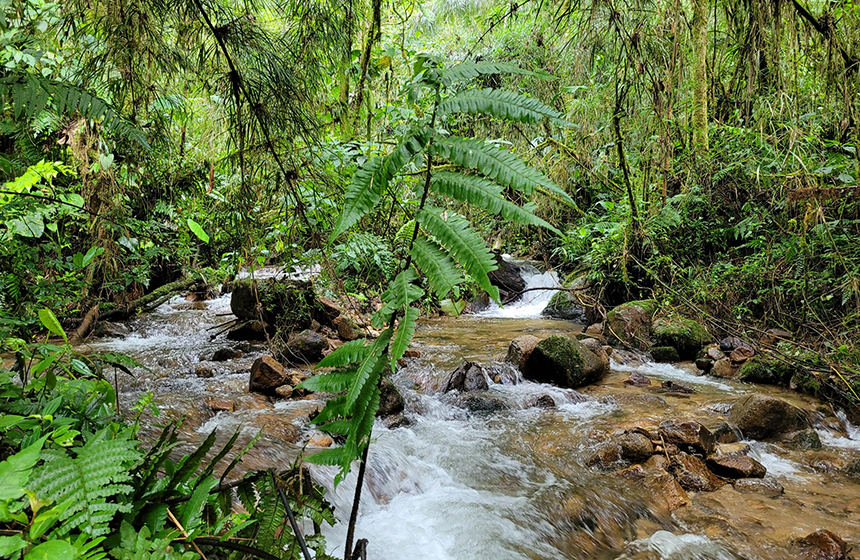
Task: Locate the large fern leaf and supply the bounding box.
[440,61,554,86]
[316,338,370,369]
[390,307,419,370]
[410,238,464,299]
[30,431,141,538]
[431,171,561,234]
[419,207,501,302]
[432,136,574,205]
[439,88,565,124]
[345,328,392,408]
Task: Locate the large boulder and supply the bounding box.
[605,299,658,349]
[281,329,327,364]
[651,316,711,359]
[541,291,587,322]
[230,278,324,331]
[729,394,812,440]
[505,335,540,371]
[737,355,796,385]
[522,335,608,389]
[487,255,525,302]
[250,356,288,393]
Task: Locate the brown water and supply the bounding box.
[83,288,860,560]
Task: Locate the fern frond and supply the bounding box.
[439,88,564,124]
[316,338,370,369]
[431,171,561,234]
[381,269,424,308]
[390,307,419,371]
[299,368,358,393]
[345,328,392,408]
[410,238,464,299]
[419,207,501,302]
[432,136,574,205]
[440,61,554,86]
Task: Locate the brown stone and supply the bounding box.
[235,393,273,411]
[612,465,646,480]
[660,380,696,394]
[317,297,342,324]
[732,478,784,497]
[212,347,243,361]
[706,346,726,361]
[707,454,766,479]
[643,454,670,471]
[760,328,793,347]
[659,420,715,455]
[729,346,755,363]
[505,335,540,371]
[711,358,738,378]
[669,452,725,492]
[729,394,812,440]
[274,384,294,398]
[709,442,751,459]
[804,450,847,473]
[619,432,655,463]
[791,530,851,560]
[586,445,622,470]
[585,323,604,336]
[622,371,652,387]
[646,471,690,511]
[444,361,489,392]
[308,434,334,447]
[402,349,421,359]
[252,413,300,443]
[206,398,234,412]
[250,356,287,392]
[580,337,610,372]
[333,315,360,341]
[195,364,214,378]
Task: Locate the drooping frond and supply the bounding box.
[419,207,500,302]
[390,307,419,370]
[440,61,555,86]
[432,136,574,205]
[30,430,141,538]
[0,74,149,147]
[345,328,392,408]
[410,238,464,299]
[299,367,358,393]
[317,338,370,369]
[431,171,561,234]
[381,269,424,308]
[439,88,565,124]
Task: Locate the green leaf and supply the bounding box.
[345,329,392,408]
[298,369,357,393]
[381,269,424,308]
[11,212,45,238]
[410,238,464,299]
[0,535,27,557]
[0,437,47,501]
[187,219,209,243]
[440,298,467,316]
[24,539,76,560]
[419,207,500,302]
[390,307,419,371]
[439,88,565,124]
[38,309,66,342]
[316,339,369,369]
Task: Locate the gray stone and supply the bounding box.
[729,394,812,440]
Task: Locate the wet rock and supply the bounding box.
[659,380,696,394]
[333,315,360,341]
[605,300,658,350]
[585,323,604,337]
[522,335,607,389]
[452,392,508,413]
[791,530,851,560]
[608,394,667,408]
[252,413,300,443]
[737,355,796,385]
[531,394,556,408]
[235,393,273,411]
[706,346,726,361]
[729,346,755,363]
[612,464,646,480]
[488,256,525,302]
[206,398,234,412]
[443,361,489,392]
[230,278,322,330]
[695,358,714,372]
[644,454,670,471]
[212,347,243,361]
[711,358,738,378]
[760,328,793,347]
[651,346,680,362]
[709,442,751,459]
[729,394,812,440]
[622,371,652,387]
[732,478,784,497]
[250,356,288,393]
[659,420,715,455]
[669,452,725,492]
[377,377,405,417]
[651,317,711,360]
[804,450,847,473]
[647,471,690,511]
[505,335,540,371]
[619,432,655,462]
[308,434,333,447]
[482,362,520,385]
[784,429,822,450]
[843,458,860,479]
[707,454,766,479]
[611,348,649,367]
[93,321,129,338]
[711,422,740,443]
[580,337,610,372]
[226,320,269,341]
[195,364,214,378]
[586,444,623,470]
[274,384,294,398]
[541,290,587,321]
[383,413,411,429]
[283,329,327,364]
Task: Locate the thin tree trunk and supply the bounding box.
[691,0,709,152]
[351,0,383,134]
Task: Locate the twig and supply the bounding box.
[167,507,208,560]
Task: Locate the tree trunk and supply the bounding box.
[691,0,709,153]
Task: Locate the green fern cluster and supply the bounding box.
[302,58,572,482]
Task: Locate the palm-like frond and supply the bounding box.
[439,88,565,124]
[410,238,464,299]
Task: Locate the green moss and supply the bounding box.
[651,316,711,359]
[790,370,821,395]
[651,346,680,362]
[738,356,796,386]
[523,335,606,388]
[605,299,658,349]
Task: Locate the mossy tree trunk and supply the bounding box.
[691,0,709,154]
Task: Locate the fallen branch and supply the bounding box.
[70,304,99,343]
[100,277,204,322]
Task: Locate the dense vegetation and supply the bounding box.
[1,0,858,557]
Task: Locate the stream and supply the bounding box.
[85,265,860,560]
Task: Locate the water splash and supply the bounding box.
[621,531,739,560]
[818,411,860,451]
[479,261,561,319]
[612,360,737,393]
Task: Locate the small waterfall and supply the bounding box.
[479,260,561,319]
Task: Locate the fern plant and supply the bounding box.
[299,56,572,557]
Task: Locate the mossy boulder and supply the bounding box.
[651,346,680,362]
[737,355,797,385]
[522,335,607,389]
[605,299,658,349]
[231,278,323,331]
[541,290,587,322]
[651,316,711,359]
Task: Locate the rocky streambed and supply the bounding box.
[82,268,860,560]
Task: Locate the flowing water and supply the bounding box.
[84,265,860,560]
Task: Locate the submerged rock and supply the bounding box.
[659,380,696,394]
[451,392,508,413]
[669,452,725,492]
[605,299,658,350]
[732,478,784,497]
[586,444,623,470]
[522,335,607,389]
[622,371,652,387]
[729,394,811,440]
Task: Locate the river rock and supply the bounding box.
[737,355,796,385]
[505,335,540,371]
[530,394,556,408]
[541,290,587,321]
[729,394,812,440]
[212,347,243,361]
[230,278,323,331]
[711,358,738,378]
[308,434,334,447]
[651,346,680,362]
[333,315,360,341]
[669,452,725,492]
[487,255,525,302]
[452,392,508,413]
[282,329,327,364]
[605,300,658,350]
[732,478,784,497]
[791,530,851,560]
[227,320,268,341]
[522,335,607,389]
[252,412,300,443]
[377,376,405,417]
[195,364,214,378]
[274,384,294,398]
[622,371,652,387]
[695,358,713,372]
[651,317,711,359]
[709,442,751,458]
[619,432,655,462]
[707,454,766,479]
[444,361,490,392]
[719,336,754,353]
[250,356,288,392]
[843,458,860,479]
[659,380,696,394]
[784,429,822,450]
[760,328,793,347]
[586,444,623,470]
[804,450,847,473]
[206,398,234,412]
[93,321,130,338]
[659,420,714,455]
[729,346,755,363]
[317,297,342,325]
[647,471,690,512]
[580,337,610,371]
[711,422,740,443]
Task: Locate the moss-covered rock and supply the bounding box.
[651,346,680,362]
[231,278,323,331]
[541,290,587,321]
[605,299,658,349]
[651,316,711,359]
[522,335,607,388]
[737,355,797,385]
